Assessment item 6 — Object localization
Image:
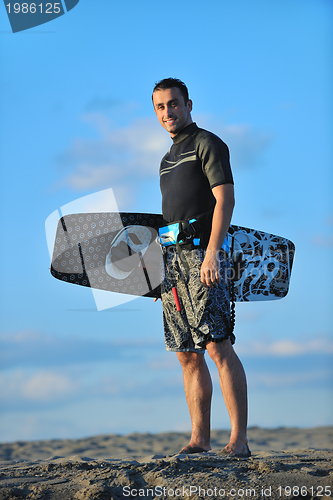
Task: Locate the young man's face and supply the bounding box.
[153,87,193,137]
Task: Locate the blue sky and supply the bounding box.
[0,0,332,442]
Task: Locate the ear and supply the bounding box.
[187,99,193,112]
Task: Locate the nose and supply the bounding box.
[164,104,174,117]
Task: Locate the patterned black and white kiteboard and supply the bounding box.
[50,212,295,302]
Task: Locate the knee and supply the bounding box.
[177,351,204,369]
[207,338,234,364]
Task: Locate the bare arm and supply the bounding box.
[200,183,235,288]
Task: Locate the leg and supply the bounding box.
[176,351,212,453]
[206,339,249,455]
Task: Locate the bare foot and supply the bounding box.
[178,444,211,454]
[219,441,251,458]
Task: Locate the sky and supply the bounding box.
[0,0,332,443]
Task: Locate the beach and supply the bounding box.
[0,426,332,499]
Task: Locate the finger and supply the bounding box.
[201,271,213,288]
[210,277,217,287]
[206,269,218,287]
[200,271,208,288]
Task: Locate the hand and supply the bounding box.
[200,250,220,288]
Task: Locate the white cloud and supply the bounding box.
[221,124,271,169]
[1,332,331,415]
[248,369,331,389]
[23,371,76,401]
[0,361,172,409]
[0,369,77,403]
[65,163,119,190]
[312,234,333,248]
[236,337,333,357]
[0,330,48,343]
[56,114,170,193]
[195,114,272,170]
[311,214,333,248]
[55,110,271,202]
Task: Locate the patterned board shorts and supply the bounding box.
[161,247,235,353]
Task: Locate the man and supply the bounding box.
[152,78,250,457]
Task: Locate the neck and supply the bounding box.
[170,117,193,138]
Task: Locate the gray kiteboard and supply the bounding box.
[50,212,295,302]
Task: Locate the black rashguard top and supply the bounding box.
[159,123,234,224]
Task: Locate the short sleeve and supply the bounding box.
[196,131,234,188]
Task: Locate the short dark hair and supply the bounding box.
[152,78,189,104]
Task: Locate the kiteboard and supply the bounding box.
[50,212,295,302]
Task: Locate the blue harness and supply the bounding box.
[159,217,230,254]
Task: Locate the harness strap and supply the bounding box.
[177,219,202,245]
[159,210,213,249]
[228,232,236,338]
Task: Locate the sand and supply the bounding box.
[0,427,332,499]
